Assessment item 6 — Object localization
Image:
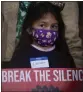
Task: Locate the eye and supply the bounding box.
[39,24,45,28]
[51,24,58,31]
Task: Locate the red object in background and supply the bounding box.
[2,68,83,92]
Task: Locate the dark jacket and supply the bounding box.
[10,45,76,68]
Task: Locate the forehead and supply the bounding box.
[35,13,58,24]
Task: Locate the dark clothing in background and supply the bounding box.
[78,1,83,46]
[10,45,76,68]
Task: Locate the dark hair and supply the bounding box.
[12,2,74,62]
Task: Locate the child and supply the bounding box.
[10,2,76,68]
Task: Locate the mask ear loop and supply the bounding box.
[56,32,58,38]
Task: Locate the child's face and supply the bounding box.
[32,13,58,47]
[32,13,58,31]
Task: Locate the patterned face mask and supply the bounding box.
[32,28,58,47]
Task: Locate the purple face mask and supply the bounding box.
[32,28,58,47]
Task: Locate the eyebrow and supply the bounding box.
[39,21,46,24]
[52,23,58,25]
[39,21,58,24]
